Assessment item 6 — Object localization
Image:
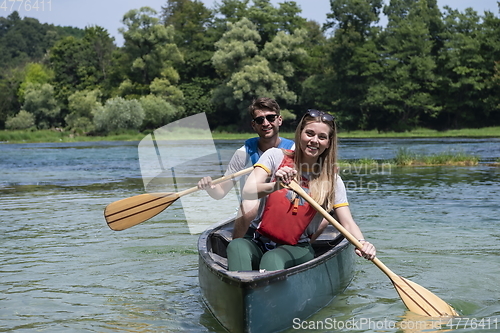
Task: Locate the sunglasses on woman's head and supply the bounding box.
[306,109,335,122]
[253,114,278,125]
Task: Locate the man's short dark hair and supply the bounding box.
[248,97,280,118]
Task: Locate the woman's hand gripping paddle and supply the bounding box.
[104,167,253,231]
[286,180,459,317]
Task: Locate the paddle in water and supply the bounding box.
[104,167,253,231]
[286,180,459,317]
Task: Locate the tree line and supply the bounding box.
[1,0,499,134]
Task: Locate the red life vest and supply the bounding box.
[257,150,317,245]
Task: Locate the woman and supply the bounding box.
[226,109,376,271]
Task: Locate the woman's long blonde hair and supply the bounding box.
[291,111,338,210]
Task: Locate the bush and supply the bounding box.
[93,97,144,134]
[139,94,178,130]
[5,110,36,130]
[22,83,60,129]
[65,89,102,132]
[64,114,95,133]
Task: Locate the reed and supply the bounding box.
[393,148,479,166]
[0,129,144,143]
[393,147,418,166]
[338,149,479,167]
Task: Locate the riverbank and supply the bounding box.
[1,126,499,144]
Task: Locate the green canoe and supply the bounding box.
[198,218,355,333]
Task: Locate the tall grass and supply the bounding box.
[393,147,479,166]
[0,130,67,143]
[0,129,145,143]
[393,147,418,166]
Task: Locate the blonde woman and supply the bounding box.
[227,110,376,271]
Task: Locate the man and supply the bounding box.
[198,97,294,238]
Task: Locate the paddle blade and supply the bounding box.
[104,193,179,231]
[391,274,458,317]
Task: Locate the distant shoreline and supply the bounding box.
[1,127,499,144]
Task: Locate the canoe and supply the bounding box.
[198,218,355,333]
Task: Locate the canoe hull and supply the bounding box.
[198,219,355,333]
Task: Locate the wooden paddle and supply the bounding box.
[286,180,459,317]
[104,167,254,231]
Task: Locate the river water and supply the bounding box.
[1,137,499,333]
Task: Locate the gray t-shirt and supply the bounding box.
[251,148,349,243]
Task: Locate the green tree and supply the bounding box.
[246,0,306,47]
[0,12,84,128]
[162,0,215,54]
[18,63,54,102]
[65,89,103,132]
[479,8,500,127]
[212,17,307,124]
[21,83,61,129]
[0,11,58,67]
[364,0,440,131]
[119,7,184,101]
[213,0,306,47]
[161,0,218,117]
[0,67,24,129]
[212,18,261,76]
[93,97,144,133]
[179,78,216,118]
[433,7,489,129]
[213,0,250,26]
[49,36,86,102]
[261,29,308,85]
[150,75,184,107]
[81,26,116,95]
[5,110,35,130]
[49,26,116,105]
[295,20,328,113]
[313,0,383,130]
[139,94,179,130]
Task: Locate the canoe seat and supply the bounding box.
[210,253,228,270]
[214,228,233,243]
[209,228,233,269]
[312,226,343,257]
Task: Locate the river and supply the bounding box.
[1,137,499,332]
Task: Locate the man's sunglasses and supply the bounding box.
[306,109,335,122]
[253,114,278,125]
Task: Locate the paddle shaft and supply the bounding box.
[286,180,458,317]
[285,181,392,275]
[176,166,254,197]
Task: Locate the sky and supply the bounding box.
[1,0,498,45]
